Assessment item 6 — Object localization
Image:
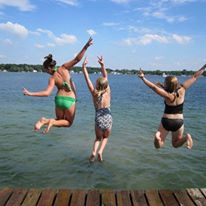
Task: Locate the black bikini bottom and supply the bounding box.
[161,118,184,132]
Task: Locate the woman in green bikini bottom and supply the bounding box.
[23,37,93,133]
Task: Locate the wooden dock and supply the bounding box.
[0,188,206,206]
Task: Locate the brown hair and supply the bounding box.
[164,76,178,93]
[43,54,56,71]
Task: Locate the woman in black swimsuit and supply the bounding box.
[138,64,206,149]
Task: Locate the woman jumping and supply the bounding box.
[138,64,206,149]
[23,37,93,133]
[82,56,112,162]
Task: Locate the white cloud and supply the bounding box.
[152,11,188,23]
[0,0,35,11]
[111,0,130,3]
[128,26,152,34]
[178,16,187,22]
[136,1,190,23]
[152,0,194,6]
[35,44,45,48]
[2,38,13,45]
[139,34,169,45]
[172,34,191,44]
[170,0,194,4]
[54,34,77,45]
[36,28,78,46]
[0,21,28,38]
[87,29,96,36]
[56,0,78,6]
[102,22,120,27]
[152,11,175,23]
[37,28,54,38]
[35,42,55,49]
[121,33,191,45]
[47,43,55,47]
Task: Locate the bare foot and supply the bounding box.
[89,154,96,163]
[43,119,54,134]
[97,153,103,162]
[186,133,193,149]
[34,117,47,131]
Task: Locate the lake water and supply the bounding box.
[0,72,205,189]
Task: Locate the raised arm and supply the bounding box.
[23,77,55,97]
[82,57,95,94]
[182,64,206,90]
[97,56,107,79]
[62,37,93,70]
[138,69,174,101]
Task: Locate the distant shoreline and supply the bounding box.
[0,64,205,76]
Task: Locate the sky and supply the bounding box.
[0,0,206,70]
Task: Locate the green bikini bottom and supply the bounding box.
[55,96,76,109]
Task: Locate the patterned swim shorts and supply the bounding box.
[95,108,112,131]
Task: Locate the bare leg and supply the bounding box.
[89,127,102,162]
[89,139,101,162]
[43,119,71,134]
[98,129,111,162]
[186,133,193,149]
[154,123,168,149]
[172,125,193,149]
[43,104,76,133]
[34,117,49,131]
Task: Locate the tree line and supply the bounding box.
[0,63,205,76]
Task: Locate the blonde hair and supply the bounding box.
[95,77,108,97]
[164,76,178,93]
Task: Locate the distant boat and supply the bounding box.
[162,72,167,77]
[33,70,37,72]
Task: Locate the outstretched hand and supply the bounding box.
[82,57,88,67]
[22,88,31,96]
[138,68,144,79]
[85,37,93,48]
[97,56,104,66]
[200,64,206,71]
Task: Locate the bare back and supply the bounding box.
[52,67,76,98]
[92,86,111,110]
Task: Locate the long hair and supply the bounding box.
[95,77,109,97]
[164,76,178,93]
[43,54,56,72]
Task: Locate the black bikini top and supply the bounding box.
[164,85,184,114]
[164,101,184,114]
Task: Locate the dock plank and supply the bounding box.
[200,188,206,198]
[174,190,195,206]
[36,189,56,206]
[5,188,27,206]
[130,190,147,206]
[53,189,72,206]
[159,189,179,206]
[187,188,206,206]
[86,190,100,206]
[21,189,41,206]
[0,188,13,206]
[145,190,164,206]
[70,190,86,206]
[101,189,116,206]
[116,190,132,206]
[0,188,206,206]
